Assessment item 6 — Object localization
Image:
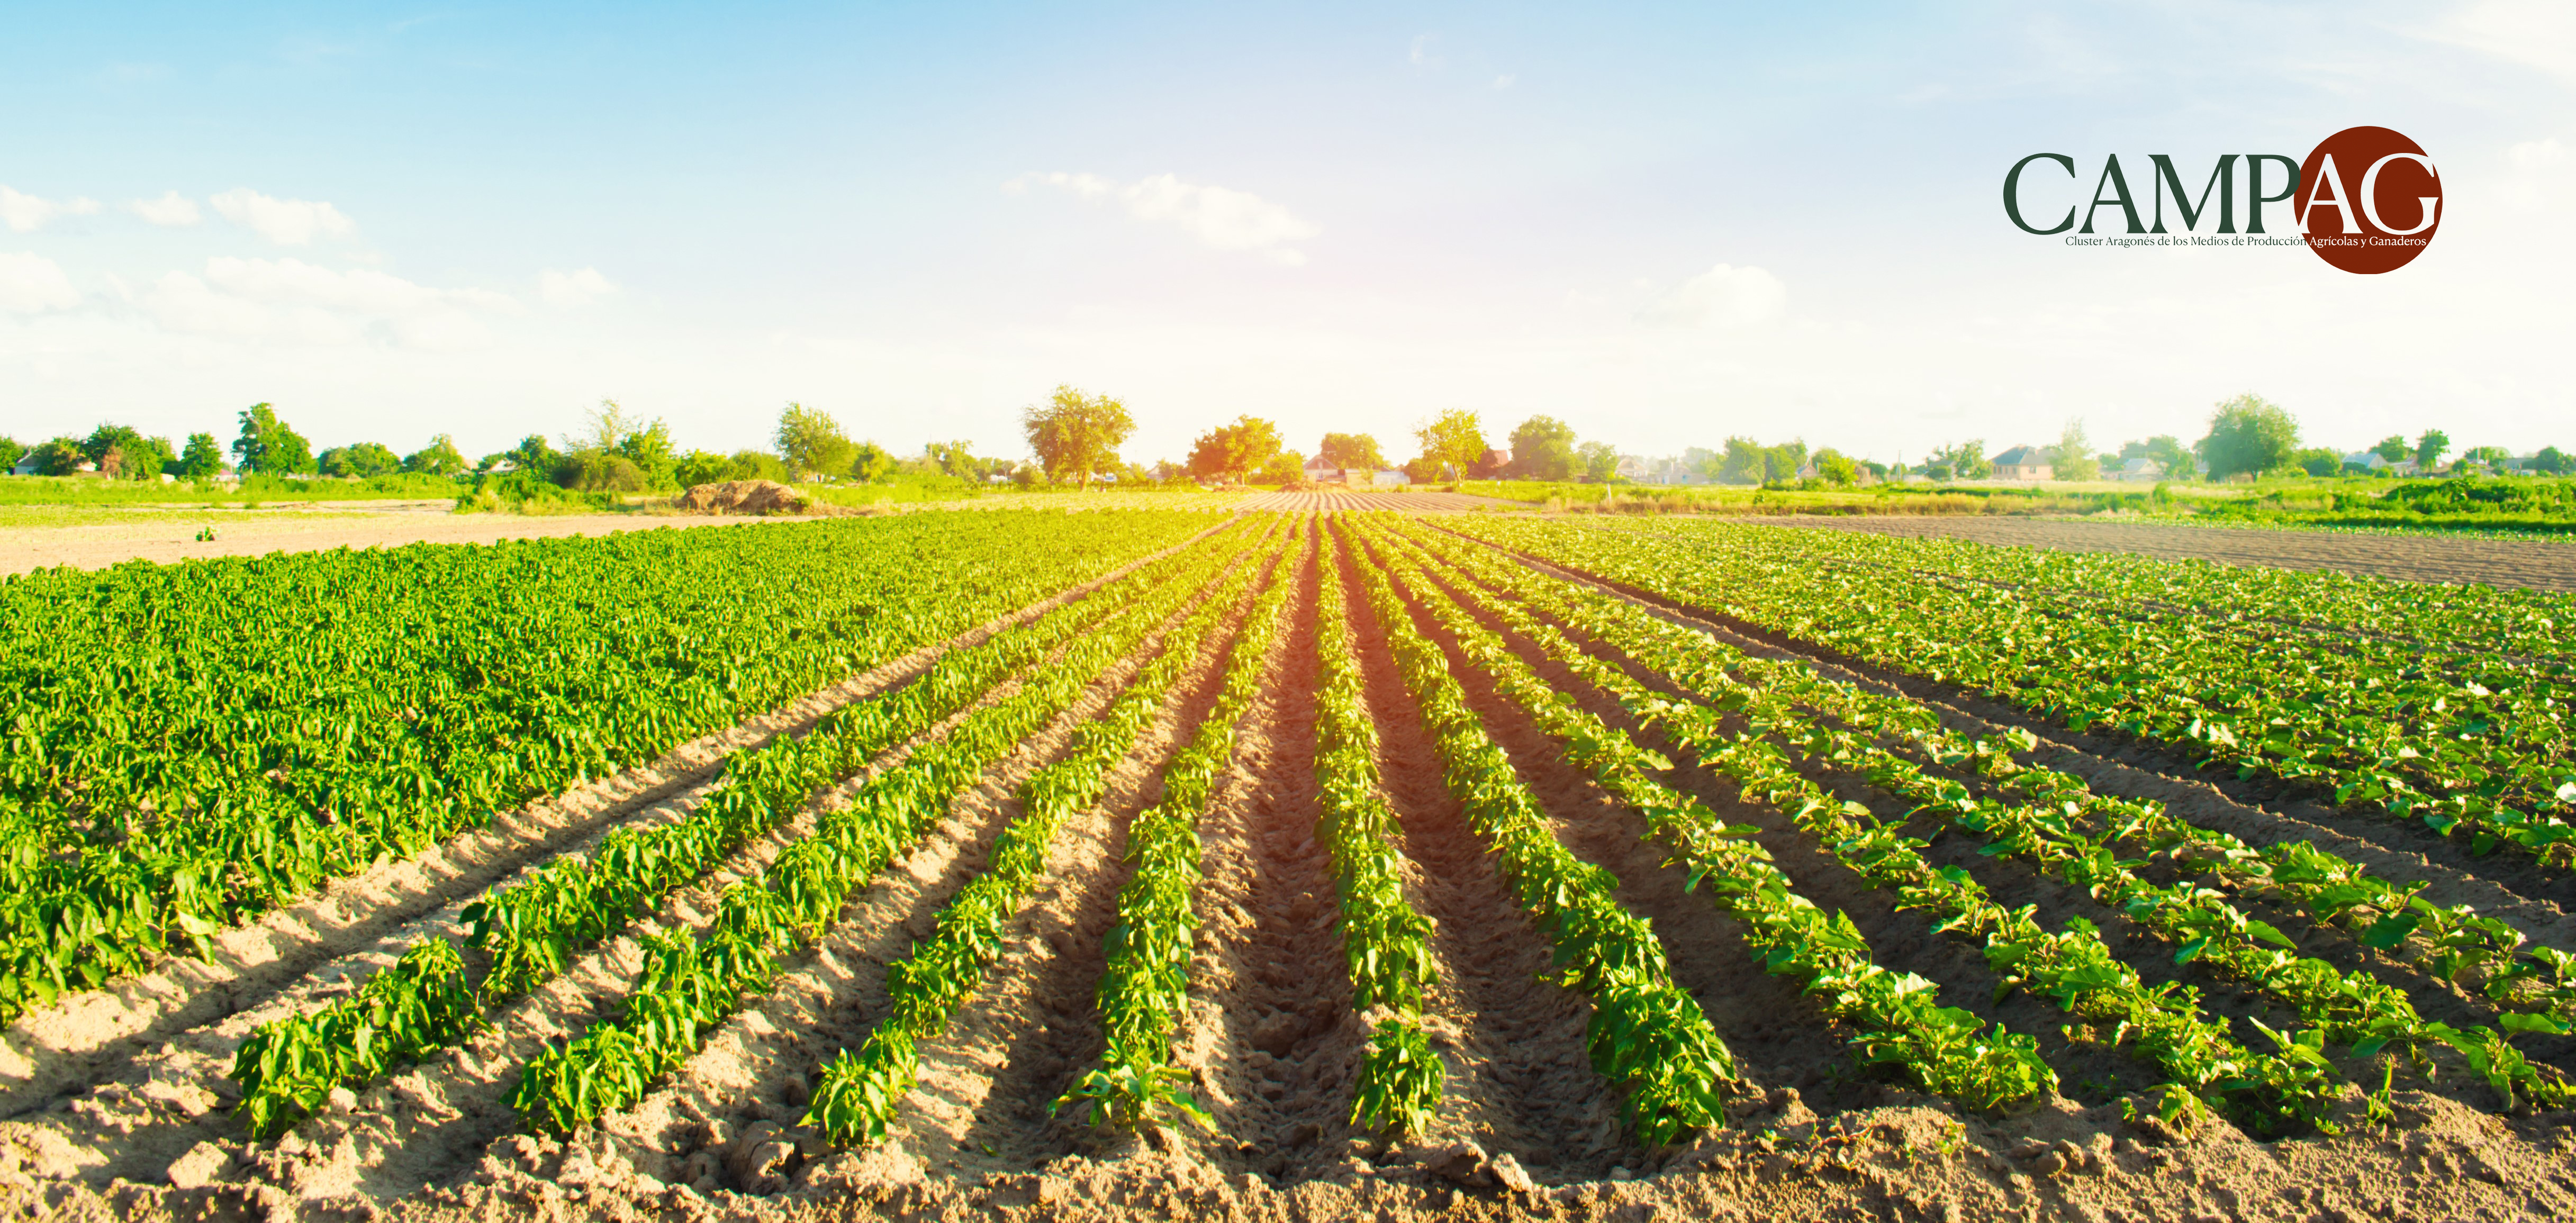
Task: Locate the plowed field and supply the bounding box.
[6,509,2572,1223]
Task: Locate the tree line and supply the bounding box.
[9,387,2565,496]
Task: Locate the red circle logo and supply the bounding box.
[2296,126,2440,274]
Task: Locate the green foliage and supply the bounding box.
[403,433,467,476]
[1023,385,1137,486]
[1188,415,1284,483]
[1813,449,1859,487]
[1579,440,1621,484]
[848,441,895,483]
[232,403,315,475]
[80,424,176,480]
[1922,440,1987,482]
[0,437,22,472]
[2048,420,2100,482]
[319,441,402,478]
[175,433,226,479]
[2416,429,2451,471]
[1318,432,1385,471]
[1508,414,1578,482]
[1412,409,1486,477]
[775,402,855,478]
[26,438,87,476]
[2199,394,2299,481]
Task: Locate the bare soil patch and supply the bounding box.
[1738,514,2576,592]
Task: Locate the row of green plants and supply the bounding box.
[1410,519,2571,1118]
[222,523,1240,1139]
[1050,521,1301,1131]
[0,511,1214,1021]
[1353,520,2059,1111]
[1545,517,2576,862]
[1449,519,2576,1026]
[1332,517,1735,1145]
[503,524,1258,1135]
[1802,524,2571,660]
[802,521,1290,1144]
[1306,524,1445,1135]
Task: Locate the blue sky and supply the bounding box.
[2,2,2570,467]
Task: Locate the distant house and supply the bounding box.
[1990,445,2053,481]
[1301,454,1339,480]
[1367,469,1409,487]
[1475,448,1512,478]
[1613,455,1652,483]
[7,454,37,476]
[2343,451,2418,477]
[2116,457,2164,481]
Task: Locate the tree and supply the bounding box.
[2372,435,2410,464]
[174,433,225,479]
[2198,393,2299,481]
[2534,446,2571,476]
[2291,447,2343,477]
[494,434,559,477]
[1507,415,1579,482]
[774,403,855,478]
[837,442,890,483]
[1412,409,1486,479]
[2047,419,2100,482]
[319,441,402,478]
[403,434,467,476]
[1925,440,1989,481]
[1814,449,1859,486]
[1022,385,1136,486]
[728,450,792,482]
[1715,436,1768,484]
[0,436,21,472]
[2134,435,2192,479]
[612,419,678,489]
[1578,440,1621,483]
[1255,451,1305,486]
[1187,415,1284,484]
[2461,445,2512,473]
[921,440,999,481]
[232,404,315,476]
[560,451,646,492]
[2415,429,2451,472]
[1318,432,1386,471]
[674,450,733,487]
[29,436,87,475]
[82,423,176,479]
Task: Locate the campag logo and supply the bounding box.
[2003,126,2442,274]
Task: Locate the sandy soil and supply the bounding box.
[0,501,779,575]
[1738,514,2576,592]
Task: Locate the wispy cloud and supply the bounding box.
[2424,0,2576,80]
[1640,262,1787,329]
[1409,33,1442,68]
[539,267,618,306]
[142,256,519,348]
[210,188,357,246]
[1009,172,1320,265]
[0,252,82,313]
[0,186,103,233]
[128,191,202,227]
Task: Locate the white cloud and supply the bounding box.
[1409,34,1442,68]
[1642,263,1788,329]
[2428,0,2576,80]
[1494,74,1516,90]
[0,187,103,233]
[141,257,519,349]
[0,252,82,313]
[1014,172,1320,265]
[209,188,357,246]
[539,267,619,306]
[2500,138,2571,212]
[127,192,202,227]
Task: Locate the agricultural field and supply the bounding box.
[3,506,2573,1223]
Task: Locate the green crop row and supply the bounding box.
[1333,516,1732,1146]
[503,524,1253,1135]
[222,524,1237,1139]
[0,511,1213,1021]
[1430,519,2576,1112]
[1307,522,1445,1136]
[1355,519,2058,1112]
[1387,520,2339,1131]
[1462,518,2576,864]
[1053,519,1302,1131]
[804,520,1290,1145]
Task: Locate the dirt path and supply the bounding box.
[0,502,775,575]
[1236,491,1507,512]
[1736,514,2576,592]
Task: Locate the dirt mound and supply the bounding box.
[673,480,812,515]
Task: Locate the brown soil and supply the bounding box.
[0,502,772,575]
[1738,514,2576,592]
[1237,491,1511,513]
[671,481,822,516]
